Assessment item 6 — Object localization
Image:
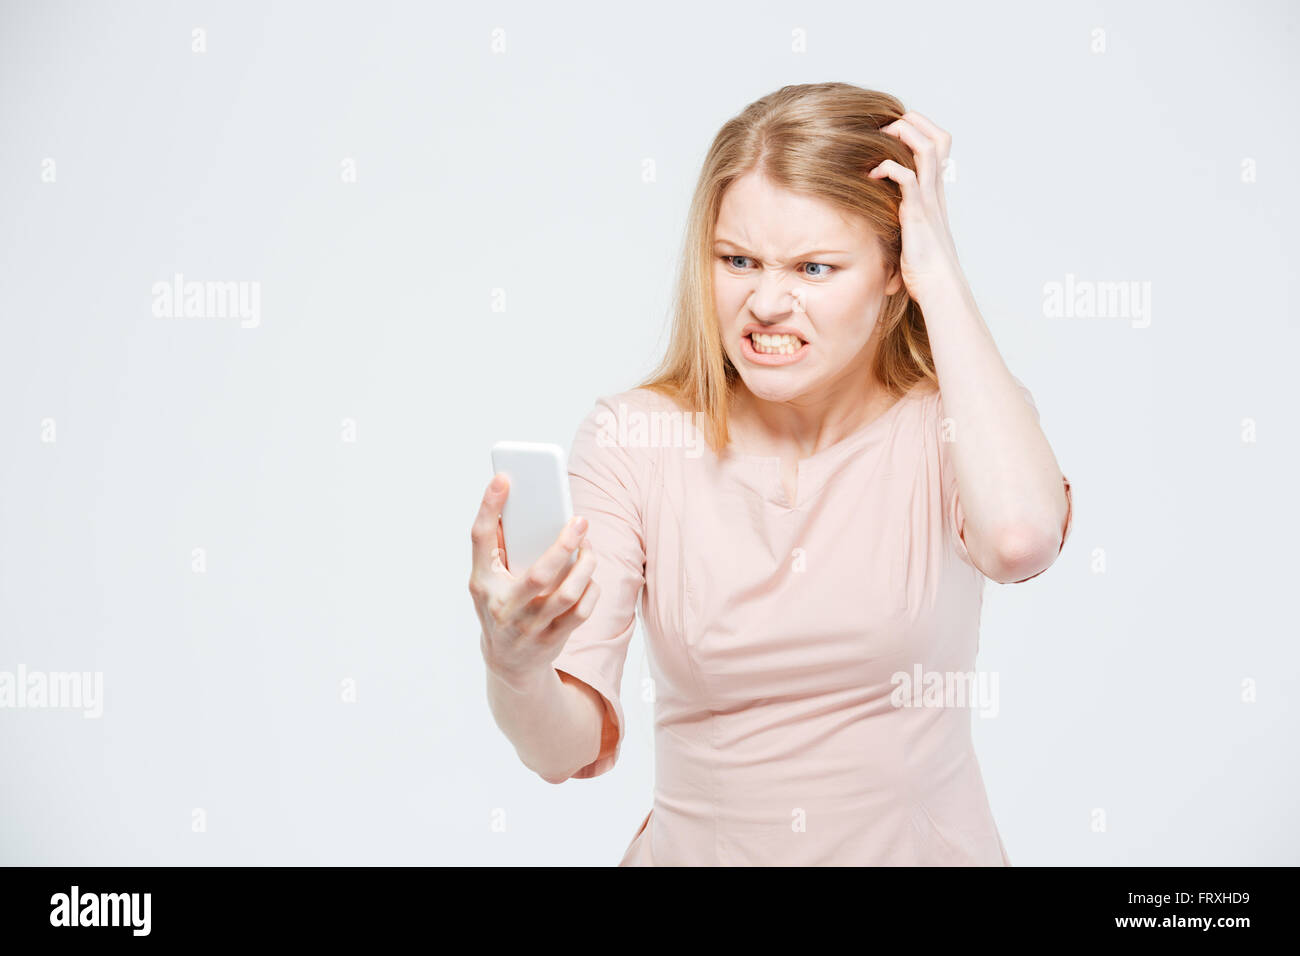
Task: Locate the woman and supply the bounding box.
[469,82,1073,866]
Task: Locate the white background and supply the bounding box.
[0,0,1296,865]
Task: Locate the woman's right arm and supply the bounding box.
[470,474,606,783]
[484,664,608,784]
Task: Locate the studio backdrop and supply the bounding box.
[0,0,1296,865]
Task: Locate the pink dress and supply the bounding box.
[550,378,1073,865]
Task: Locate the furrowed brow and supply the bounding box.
[713,238,850,259]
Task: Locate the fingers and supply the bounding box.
[531,544,599,626]
[539,574,601,645]
[505,514,589,609]
[899,111,951,164]
[470,473,510,579]
[490,522,508,575]
[867,159,919,206]
[902,112,952,223]
[880,118,938,204]
[882,112,952,222]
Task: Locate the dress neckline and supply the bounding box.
[718,385,928,510]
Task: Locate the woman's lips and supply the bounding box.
[741,332,810,366]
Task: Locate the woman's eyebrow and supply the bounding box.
[713,238,851,259]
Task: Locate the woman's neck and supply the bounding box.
[728,376,901,460]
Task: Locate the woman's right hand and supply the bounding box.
[469,473,601,693]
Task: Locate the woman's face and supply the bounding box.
[713,170,902,405]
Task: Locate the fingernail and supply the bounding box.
[490,474,506,491]
[573,516,588,535]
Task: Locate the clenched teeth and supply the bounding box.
[751,333,804,354]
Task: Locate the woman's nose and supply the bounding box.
[749,276,803,318]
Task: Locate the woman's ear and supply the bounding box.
[885,267,903,297]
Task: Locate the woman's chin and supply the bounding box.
[738,374,809,403]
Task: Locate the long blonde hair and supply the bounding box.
[638,82,939,453]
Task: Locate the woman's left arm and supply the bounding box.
[870,111,1070,583]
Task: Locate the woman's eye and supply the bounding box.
[721,256,833,277]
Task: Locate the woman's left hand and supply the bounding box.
[868,111,965,305]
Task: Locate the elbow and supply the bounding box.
[524,755,577,785]
[525,747,594,785]
[989,524,1063,584]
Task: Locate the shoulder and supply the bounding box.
[581,387,693,443]
[895,379,941,430]
[570,387,678,477]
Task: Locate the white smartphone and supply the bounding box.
[489,441,577,574]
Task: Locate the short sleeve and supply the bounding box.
[936,376,1073,579]
[549,392,649,779]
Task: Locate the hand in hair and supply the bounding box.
[868,111,963,305]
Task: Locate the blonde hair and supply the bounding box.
[638,82,939,453]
